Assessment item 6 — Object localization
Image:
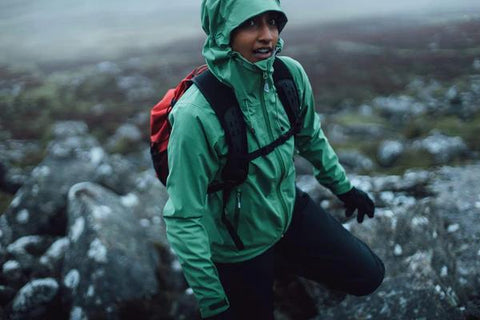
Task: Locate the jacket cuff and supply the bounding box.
[200,297,230,318]
[329,179,353,196]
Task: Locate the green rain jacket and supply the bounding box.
[162,0,352,317]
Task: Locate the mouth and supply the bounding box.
[252,47,273,60]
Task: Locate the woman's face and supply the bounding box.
[230,11,279,63]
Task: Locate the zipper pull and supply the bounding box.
[264,82,270,93]
[236,190,242,210]
[263,72,270,92]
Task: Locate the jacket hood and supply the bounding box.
[200,0,288,86]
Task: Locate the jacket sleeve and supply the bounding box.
[281,57,352,195]
[162,101,229,318]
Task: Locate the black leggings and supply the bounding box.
[214,189,385,320]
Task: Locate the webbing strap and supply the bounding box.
[193,72,246,250]
[221,187,245,250]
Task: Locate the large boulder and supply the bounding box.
[1,122,106,243]
[8,278,62,320]
[62,182,161,319]
[282,167,479,319]
[1,121,142,244]
[411,131,468,164]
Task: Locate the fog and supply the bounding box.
[1,0,479,66]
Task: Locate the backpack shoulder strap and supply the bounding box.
[273,58,301,127]
[192,70,248,190]
[192,70,247,250]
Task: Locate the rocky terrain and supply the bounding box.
[1,12,480,320]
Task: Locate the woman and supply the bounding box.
[162,0,385,318]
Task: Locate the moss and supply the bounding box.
[403,113,480,151]
[332,112,388,127]
[0,193,13,213]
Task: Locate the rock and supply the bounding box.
[117,74,155,102]
[2,122,102,242]
[51,121,88,138]
[372,95,426,124]
[473,58,480,71]
[62,182,161,318]
[2,121,142,243]
[411,131,468,164]
[428,164,480,303]
[105,123,143,154]
[0,285,16,306]
[0,161,22,194]
[39,237,70,275]
[312,275,463,320]
[0,215,13,250]
[96,61,121,75]
[2,260,24,286]
[294,156,313,175]
[127,170,170,249]
[10,278,60,320]
[6,235,52,274]
[371,170,432,197]
[377,140,405,167]
[93,153,138,195]
[338,150,375,173]
[326,122,387,144]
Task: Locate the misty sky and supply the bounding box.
[1,0,479,65]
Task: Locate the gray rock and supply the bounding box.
[117,74,154,102]
[10,278,59,320]
[2,122,103,242]
[372,95,426,123]
[127,170,170,248]
[411,131,468,164]
[52,121,89,139]
[2,260,23,285]
[94,153,139,195]
[0,215,13,250]
[96,61,121,75]
[105,123,143,153]
[6,235,52,273]
[313,275,462,320]
[377,140,405,167]
[2,121,142,243]
[296,175,333,208]
[473,58,480,71]
[39,237,70,273]
[0,161,22,194]
[326,122,387,144]
[294,156,313,175]
[63,182,160,318]
[428,164,480,305]
[338,150,375,173]
[0,285,16,306]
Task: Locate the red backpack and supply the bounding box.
[149,65,208,184]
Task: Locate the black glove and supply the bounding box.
[204,307,234,320]
[337,187,375,223]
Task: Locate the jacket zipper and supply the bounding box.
[260,73,289,230]
[234,189,242,231]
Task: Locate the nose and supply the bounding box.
[258,22,274,43]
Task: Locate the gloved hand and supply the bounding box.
[337,187,375,223]
[204,307,234,320]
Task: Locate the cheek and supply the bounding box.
[272,30,279,45]
[231,34,252,53]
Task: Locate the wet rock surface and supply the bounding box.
[0,121,478,319]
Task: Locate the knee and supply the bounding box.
[350,258,385,296]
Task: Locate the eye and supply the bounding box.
[240,19,256,29]
[268,18,277,26]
